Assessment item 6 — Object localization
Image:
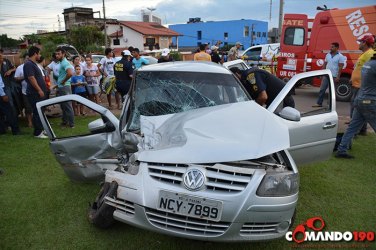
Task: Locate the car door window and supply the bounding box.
[244,48,262,60]
[274,74,333,117]
[41,100,115,139]
[225,62,249,71]
[269,72,337,166]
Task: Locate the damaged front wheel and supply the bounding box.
[88,181,118,228]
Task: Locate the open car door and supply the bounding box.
[267,69,338,165]
[36,95,123,182]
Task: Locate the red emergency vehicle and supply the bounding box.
[277,5,376,101]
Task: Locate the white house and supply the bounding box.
[106,21,180,55]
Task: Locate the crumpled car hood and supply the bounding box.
[137,101,290,164]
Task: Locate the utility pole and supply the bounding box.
[103,0,107,47]
[278,0,284,42]
[269,0,272,22]
[57,15,61,31]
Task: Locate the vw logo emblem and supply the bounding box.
[183,169,205,191]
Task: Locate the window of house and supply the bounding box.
[257,32,261,37]
[244,26,249,37]
[224,32,228,39]
[145,38,155,46]
[197,31,202,40]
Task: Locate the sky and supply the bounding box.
[0,0,374,40]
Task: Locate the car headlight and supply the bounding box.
[257,171,299,197]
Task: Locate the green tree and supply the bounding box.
[40,34,67,60]
[170,51,183,61]
[0,34,21,48]
[22,33,67,60]
[68,26,104,53]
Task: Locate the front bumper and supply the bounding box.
[104,162,298,242]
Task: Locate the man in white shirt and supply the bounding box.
[97,48,120,109]
[313,42,345,107]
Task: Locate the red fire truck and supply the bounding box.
[277,5,376,101]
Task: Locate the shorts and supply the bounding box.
[116,80,131,97]
[86,85,100,95]
[22,94,32,114]
[76,92,88,98]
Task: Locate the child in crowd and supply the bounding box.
[70,65,88,116]
[83,55,100,104]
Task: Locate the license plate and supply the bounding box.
[157,190,223,221]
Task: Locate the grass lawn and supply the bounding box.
[1,118,375,250]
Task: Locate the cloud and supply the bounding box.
[1,0,374,39]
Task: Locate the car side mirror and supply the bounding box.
[88,117,115,134]
[279,107,301,121]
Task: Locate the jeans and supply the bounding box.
[350,87,367,133]
[27,94,45,136]
[0,97,20,134]
[338,99,376,154]
[57,85,74,126]
[316,76,332,106]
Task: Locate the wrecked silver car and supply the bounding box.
[36,61,338,241]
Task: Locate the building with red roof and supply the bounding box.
[106,21,180,54]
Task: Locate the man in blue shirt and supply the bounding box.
[55,47,74,128]
[336,52,376,159]
[24,46,47,138]
[0,74,20,135]
[132,48,149,69]
[313,42,345,107]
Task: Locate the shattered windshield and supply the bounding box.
[126,71,249,131]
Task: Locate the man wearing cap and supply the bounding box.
[230,67,295,108]
[336,51,376,159]
[158,48,173,63]
[349,34,375,135]
[210,45,223,64]
[114,50,133,100]
[228,42,243,61]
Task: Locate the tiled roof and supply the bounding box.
[118,21,180,36]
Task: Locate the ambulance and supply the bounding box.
[277,5,376,101]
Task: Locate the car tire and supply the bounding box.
[88,181,118,228]
[335,77,352,102]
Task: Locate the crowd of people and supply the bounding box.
[307,34,376,159]
[0,45,170,138]
[192,41,242,63]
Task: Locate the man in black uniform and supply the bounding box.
[114,50,133,100]
[230,67,295,108]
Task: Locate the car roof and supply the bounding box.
[137,61,232,74]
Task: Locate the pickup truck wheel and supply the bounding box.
[88,181,118,228]
[336,77,352,102]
